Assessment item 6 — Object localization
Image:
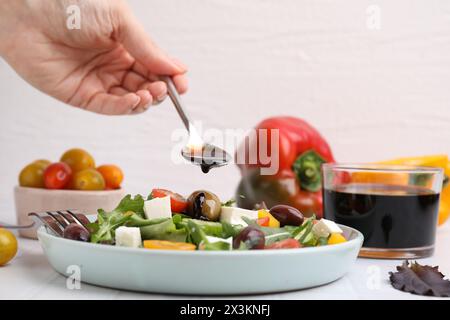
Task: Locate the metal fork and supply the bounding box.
[0,221,35,230]
[28,210,90,237]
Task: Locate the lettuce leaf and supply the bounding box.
[115,194,145,218]
[90,194,146,243]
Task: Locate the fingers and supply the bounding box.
[133,89,153,114]
[139,81,167,103]
[109,86,153,114]
[119,12,187,76]
[173,74,188,94]
[131,61,188,95]
[83,92,142,115]
[120,71,167,105]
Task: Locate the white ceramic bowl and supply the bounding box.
[38,225,363,295]
[14,186,126,239]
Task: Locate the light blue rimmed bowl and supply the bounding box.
[37,225,363,295]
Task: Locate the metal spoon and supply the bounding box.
[161,76,231,173]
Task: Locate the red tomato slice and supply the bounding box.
[257,217,270,227]
[151,188,188,213]
[265,239,301,250]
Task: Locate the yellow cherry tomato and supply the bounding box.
[72,169,105,190]
[327,233,347,245]
[97,165,124,189]
[257,210,280,228]
[60,148,95,173]
[143,240,196,251]
[18,160,50,188]
[0,229,18,266]
[33,159,51,168]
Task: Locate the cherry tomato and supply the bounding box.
[18,160,50,188]
[60,148,95,173]
[257,216,270,227]
[265,238,301,250]
[0,228,18,266]
[43,162,72,189]
[33,159,51,168]
[151,188,188,213]
[72,169,105,190]
[97,165,123,189]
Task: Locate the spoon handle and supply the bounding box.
[161,76,191,132]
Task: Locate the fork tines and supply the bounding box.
[28,210,89,237]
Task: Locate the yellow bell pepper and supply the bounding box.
[377,155,450,226]
[143,240,196,251]
[257,210,280,228]
[327,233,347,245]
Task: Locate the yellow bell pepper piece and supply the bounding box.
[327,233,347,245]
[377,155,450,226]
[143,240,196,251]
[438,186,450,225]
[258,210,280,228]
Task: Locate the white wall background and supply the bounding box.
[1,0,450,223]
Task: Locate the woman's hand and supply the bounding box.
[0,0,188,115]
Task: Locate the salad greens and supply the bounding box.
[86,193,347,251]
[90,194,150,243]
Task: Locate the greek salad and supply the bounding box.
[62,189,347,251]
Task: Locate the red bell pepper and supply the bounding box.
[257,216,270,227]
[236,116,335,217]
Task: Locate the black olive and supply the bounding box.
[63,223,90,242]
[233,226,265,249]
[269,205,304,226]
[187,190,222,221]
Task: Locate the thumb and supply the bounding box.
[118,11,186,75]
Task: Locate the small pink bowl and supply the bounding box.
[14,186,126,239]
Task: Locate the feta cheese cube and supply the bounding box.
[220,206,258,226]
[143,196,172,220]
[115,227,142,248]
[312,219,343,238]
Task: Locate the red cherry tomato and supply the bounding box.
[151,188,188,213]
[43,162,72,189]
[265,238,301,250]
[257,216,270,227]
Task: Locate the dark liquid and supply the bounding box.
[200,163,212,174]
[181,144,230,174]
[323,184,440,248]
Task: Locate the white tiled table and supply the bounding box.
[2,225,450,300]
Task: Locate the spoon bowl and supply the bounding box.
[181,143,231,173]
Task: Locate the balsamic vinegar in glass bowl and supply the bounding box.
[322,163,443,259]
[323,184,440,249]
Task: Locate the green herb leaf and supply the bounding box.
[201,241,231,251]
[264,232,292,246]
[186,220,207,246]
[90,194,147,243]
[178,218,223,237]
[221,198,236,207]
[317,237,329,246]
[221,222,242,238]
[115,194,145,218]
